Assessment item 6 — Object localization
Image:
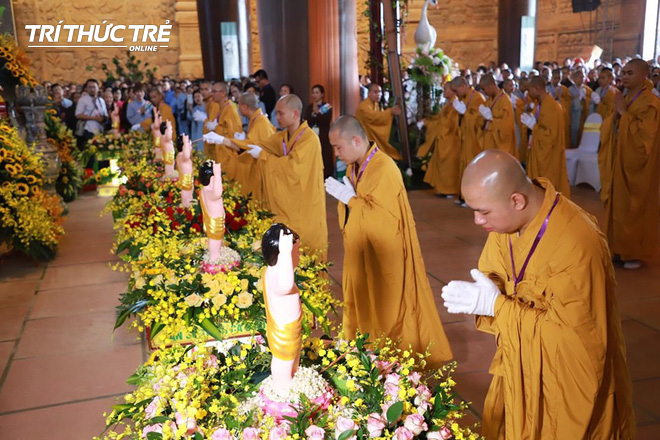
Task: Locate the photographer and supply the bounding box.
[74,78,108,149]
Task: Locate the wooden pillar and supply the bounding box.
[257,0,310,106]
[338,0,360,116]
[498,0,536,68]
[369,0,384,85]
[308,0,341,120]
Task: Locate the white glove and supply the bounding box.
[520,113,536,130]
[452,99,467,115]
[416,120,425,129]
[247,144,262,159]
[233,132,246,141]
[579,88,587,101]
[324,176,356,205]
[203,132,225,144]
[206,120,218,131]
[590,92,601,104]
[193,110,207,122]
[441,269,500,316]
[478,104,493,121]
[131,123,141,131]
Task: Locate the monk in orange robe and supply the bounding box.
[211,92,276,202]
[442,150,635,439]
[523,76,571,197]
[140,88,176,134]
[199,81,220,159]
[592,67,616,120]
[511,78,530,164]
[417,86,460,196]
[246,94,328,258]
[548,69,572,149]
[599,59,660,269]
[569,69,593,147]
[450,76,486,201]
[206,82,243,179]
[355,83,403,160]
[479,74,517,158]
[325,116,452,368]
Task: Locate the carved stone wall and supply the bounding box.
[402,0,642,71]
[250,0,261,71]
[12,0,203,82]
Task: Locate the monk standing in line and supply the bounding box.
[521,76,571,197]
[416,85,461,197]
[442,150,635,439]
[245,94,328,259]
[599,59,660,270]
[325,115,452,369]
[478,74,517,158]
[355,83,403,160]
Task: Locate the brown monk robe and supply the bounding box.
[326,116,452,368]
[416,85,460,196]
[599,60,660,269]
[441,150,635,439]
[449,76,486,196]
[355,83,403,160]
[524,76,571,197]
[222,92,276,202]
[479,74,517,158]
[200,81,220,159]
[140,88,177,134]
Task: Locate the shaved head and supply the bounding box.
[238,92,258,110]
[622,58,650,90]
[463,150,530,202]
[330,115,368,142]
[529,75,546,90]
[278,94,303,113]
[462,150,544,234]
[627,58,650,75]
[480,74,496,87]
[450,76,467,89]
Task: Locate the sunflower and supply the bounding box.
[30,185,38,195]
[5,163,17,175]
[26,175,37,184]
[15,182,29,196]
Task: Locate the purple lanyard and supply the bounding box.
[508,193,560,295]
[350,146,379,188]
[490,92,505,109]
[626,87,646,109]
[282,128,306,156]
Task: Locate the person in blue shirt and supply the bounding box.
[188,90,206,152]
[126,85,152,131]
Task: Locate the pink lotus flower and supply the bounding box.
[334,416,357,440]
[243,427,260,440]
[141,424,163,438]
[404,414,428,435]
[393,426,414,440]
[270,425,289,440]
[305,425,326,440]
[367,413,387,438]
[211,428,233,440]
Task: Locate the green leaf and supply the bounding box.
[149,416,170,424]
[146,433,163,440]
[386,401,404,424]
[193,432,203,440]
[330,374,349,394]
[126,373,141,385]
[337,430,355,440]
[150,321,165,339]
[114,308,132,330]
[116,238,132,254]
[197,316,224,340]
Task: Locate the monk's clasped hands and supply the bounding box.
[324,176,356,205]
[203,132,225,145]
[520,113,537,130]
[478,104,493,121]
[452,99,467,115]
[441,269,500,317]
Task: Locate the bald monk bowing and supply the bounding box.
[450,76,486,203]
[591,67,616,120]
[599,59,660,270]
[416,85,461,197]
[355,83,403,160]
[442,150,635,439]
[521,76,571,197]
[325,116,452,368]
[244,94,328,258]
[204,92,275,201]
[478,74,517,158]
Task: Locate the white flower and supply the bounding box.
[404,414,428,435]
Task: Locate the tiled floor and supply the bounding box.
[0,185,658,439]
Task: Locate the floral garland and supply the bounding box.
[106,141,339,347]
[0,122,65,260]
[0,33,38,90]
[45,109,84,202]
[408,47,451,88]
[97,334,480,440]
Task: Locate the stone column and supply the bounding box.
[308,0,341,119]
[338,0,360,116]
[498,0,536,68]
[175,0,204,79]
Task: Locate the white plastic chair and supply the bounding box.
[565,113,602,189]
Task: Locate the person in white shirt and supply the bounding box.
[74,79,108,145]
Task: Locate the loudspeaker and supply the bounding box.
[572,0,601,12]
